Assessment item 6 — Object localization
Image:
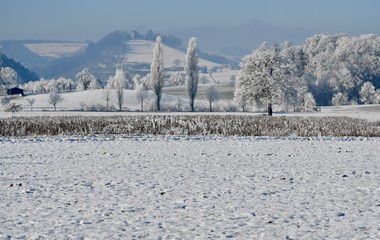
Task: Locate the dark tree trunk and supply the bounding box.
[268,103,273,116]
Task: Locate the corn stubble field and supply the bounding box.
[1,115,380,138]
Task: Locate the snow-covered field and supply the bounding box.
[3,89,380,122]
[24,43,87,58]
[1,136,379,239]
[2,81,380,238]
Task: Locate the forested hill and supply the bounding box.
[0,53,39,84]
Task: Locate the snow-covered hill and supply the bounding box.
[124,40,221,69]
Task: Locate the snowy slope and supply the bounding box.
[0,89,209,113]
[0,136,379,239]
[124,40,221,68]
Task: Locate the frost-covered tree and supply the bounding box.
[185,37,199,111]
[304,92,316,111]
[102,86,112,110]
[76,68,95,90]
[280,42,308,111]
[360,82,376,104]
[135,82,148,112]
[134,74,149,111]
[46,80,59,93]
[303,33,380,105]
[169,72,184,86]
[374,90,380,104]
[112,68,127,111]
[63,78,74,91]
[0,67,18,87]
[149,36,164,111]
[205,85,218,112]
[89,77,102,90]
[48,90,64,111]
[331,92,349,106]
[234,43,283,116]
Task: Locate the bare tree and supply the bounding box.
[5,102,23,116]
[102,87,111,110]
[26,98,36,111]
[48,91,64,111]
[135,84,148,111]
[205,85,219,112]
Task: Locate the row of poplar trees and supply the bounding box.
[150,36,199,111]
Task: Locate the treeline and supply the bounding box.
[1,115,380,137]
[235,33,380,111]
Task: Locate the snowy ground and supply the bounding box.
[1,136,379,239]
[2,100,380,123]
[24,43,87,58]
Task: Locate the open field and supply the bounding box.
[24,43,87,58]
[2,91,380,239]
[2,85,380,239]
[163,83,235,100]
[0,136,379,239]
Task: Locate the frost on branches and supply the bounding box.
[76,68,99,90]
[0,67,18,92]
[48,90,64,111]
[134,75,149,112]
[234,43,284,115]
[359,82,380,104]
[110,68,127,111]
[185,37,199,112]
[149,36,164,111]
[235,34,380,109]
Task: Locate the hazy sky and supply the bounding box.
[1,0,379,52]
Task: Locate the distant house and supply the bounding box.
[7,87,25,96]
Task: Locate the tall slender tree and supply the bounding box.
[185,37,199,112]
[149,36,164,111]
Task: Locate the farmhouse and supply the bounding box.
[7,87,25,96]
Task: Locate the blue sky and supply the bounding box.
[0,0,379,52]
